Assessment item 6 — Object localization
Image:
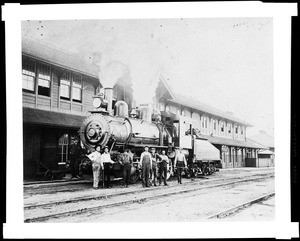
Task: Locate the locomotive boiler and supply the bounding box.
[79,88,173,183]
[79,87,221,183]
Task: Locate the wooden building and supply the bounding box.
[154,77,266,168]
[22,38,133,179]
[22,37,266,180]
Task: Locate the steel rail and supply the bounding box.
[24,173,274,209]
[207,192,275,219]
[24,174,274,223]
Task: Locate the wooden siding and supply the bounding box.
[60,101,71,111]
[72,103,83,113]
[82,78,95,113]
[23,92,36,106]
[37,96,51,108]
[52,73,59,108]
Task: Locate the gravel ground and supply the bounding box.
[54,178,274,222]
[221,196,275,221]
[24,167,274,222]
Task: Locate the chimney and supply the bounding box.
[104,87,113,115]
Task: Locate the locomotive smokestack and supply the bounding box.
[104,87,113,115]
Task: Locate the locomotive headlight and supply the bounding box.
[93,97,102,109]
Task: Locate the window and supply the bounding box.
[235,126,238,134]
[228,124,231,134]
[214,120,216,130]
[184,122,192,135]
[22,57,36,92]
[37,63,51,96]
[58,134,69,163]
[221,122,224,132]
[60,72,71,100]
[72,73,82,102]
[205,117,208,128]
[241,127,244,135]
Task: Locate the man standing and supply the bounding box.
[140,146,152,188]
[119,148,133,188]
[150,147,158,187]
[69,136,81,179]
[174,147,187,184]
[101,146,115,188]
[158,150,170,186]
[87,145,103,189]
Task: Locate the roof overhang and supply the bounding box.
[193,133,267,149]
[23,107,87,129]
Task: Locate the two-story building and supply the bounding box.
[154,76,266,168]
[22,37,265,180]
[22,38,133,179]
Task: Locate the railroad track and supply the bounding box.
[24,174,274,223]
[24,172,273,208]
[207,192,275,219]
[24,171,274,195]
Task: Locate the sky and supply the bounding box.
[22,18,273,137]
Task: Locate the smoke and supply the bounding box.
[22,19,178,105]
[99,60,129,88]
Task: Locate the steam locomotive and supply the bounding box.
[79,88,221,183]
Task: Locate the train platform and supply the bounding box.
[23,173,94,186]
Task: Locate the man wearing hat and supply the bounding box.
[158,150,170,186]
[101,146,115,188]
[150,147,158,187]
[69,136,82,179]
[118,148,133,188]
[174,147,187,184]
[140,146,152,187]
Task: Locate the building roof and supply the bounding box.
[167,93,253,127]
[248,130,274,148]
[22,37,100,79]
[22,38,133,87]
[258,149,275,155]
[158,77,252,127]
[193,131,267,149]
[23,107,87,129]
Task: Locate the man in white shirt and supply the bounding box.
[87,145,103,189]
[174,147,187,184]
[140,146,152,187]
[101,146,115,188]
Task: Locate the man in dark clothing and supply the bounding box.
[158,150,170,186]
[174,147,187,184]
[119,149,133,188]
[69,137,81,179]
[150,147,158,186]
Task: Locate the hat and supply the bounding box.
[144,145,149,148]
[104,146,109,149]
[151,147,156,150]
